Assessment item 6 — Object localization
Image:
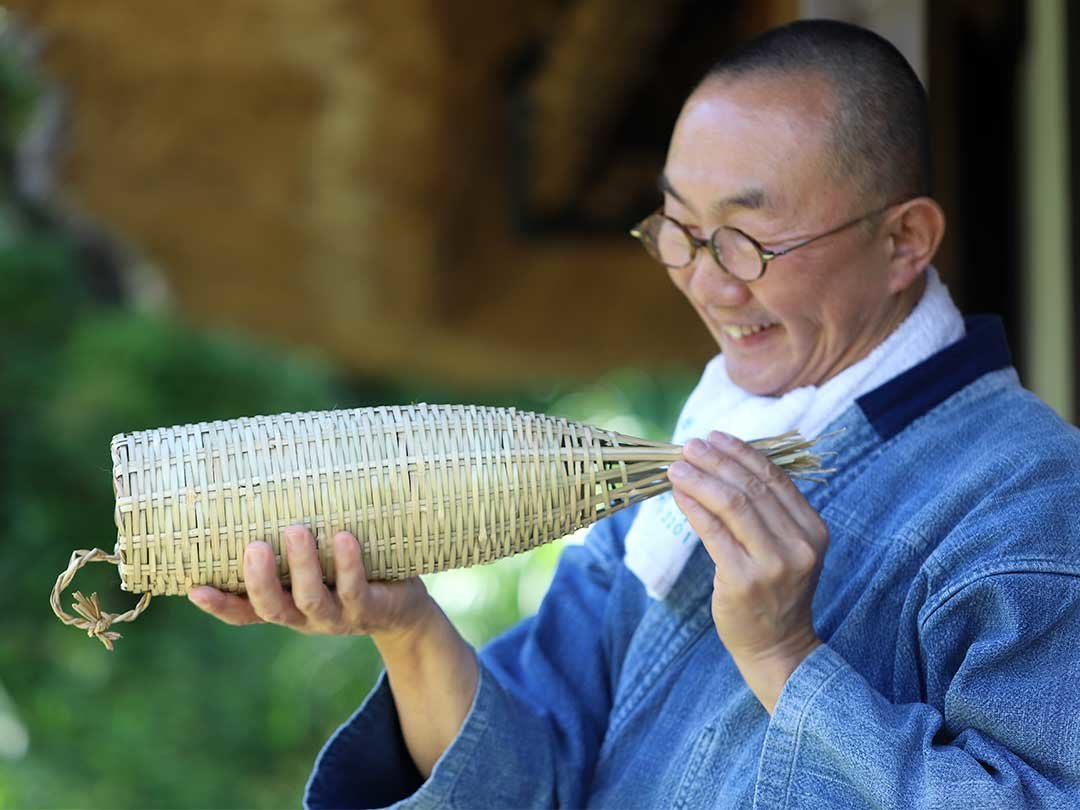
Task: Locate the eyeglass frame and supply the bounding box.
[629,200,905,282]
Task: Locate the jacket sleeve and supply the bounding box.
[304,505,639,810]
[754,566,1080,809]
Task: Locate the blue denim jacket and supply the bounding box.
[305,316,1080,809]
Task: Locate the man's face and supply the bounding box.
[662,74,903,396]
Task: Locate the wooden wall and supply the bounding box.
[10,1,798,384]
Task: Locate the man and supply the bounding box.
[190,19,1080,809]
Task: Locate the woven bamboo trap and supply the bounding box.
[50,403,835,649]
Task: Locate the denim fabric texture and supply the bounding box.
[305,316,1080,809]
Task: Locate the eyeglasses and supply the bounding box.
[629,202,899,281]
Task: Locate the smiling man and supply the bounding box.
[650,68,936,397]
[191,19,1080,810]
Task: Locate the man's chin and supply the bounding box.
[728,368,783,397]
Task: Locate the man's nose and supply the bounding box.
[686,252,752,306]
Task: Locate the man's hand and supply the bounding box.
[668,431,829,714]
[191,525,477,777]
[188,525,436,648]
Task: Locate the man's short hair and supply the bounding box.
[700,19,930,207]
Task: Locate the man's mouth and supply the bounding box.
[721,322,779,341]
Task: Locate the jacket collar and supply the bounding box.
[856,315,1013,441]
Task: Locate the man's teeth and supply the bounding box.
[723,323,776,340]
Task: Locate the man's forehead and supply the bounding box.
[674,74,836,164]
[663,75,837,216]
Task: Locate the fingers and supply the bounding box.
[244,540,307,626]
[671,434,828,577]
[672,441,787,559]
[190,527,381,635]
[188,586,263,626]
[682,433,826,551]
[332,531,367,609]
[285,525,340,625]
[332,531,433,639]
[707,431,828,548]
[186,528,444,646]
[670,487,748,574]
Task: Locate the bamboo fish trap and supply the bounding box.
[50,403,834,649]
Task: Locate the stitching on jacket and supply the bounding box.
[672,724,718,810]
[778,658,848,809]
[918,563,1080,631]
[606,608,714,739]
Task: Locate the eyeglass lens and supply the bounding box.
[649,217,762,280]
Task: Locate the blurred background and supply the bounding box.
[0,0,1076,807]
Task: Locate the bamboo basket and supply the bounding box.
[50,403,834,649]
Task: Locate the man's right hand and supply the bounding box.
[188,524,436,645]
[191,523,480,778]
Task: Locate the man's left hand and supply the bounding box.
[668,430,829,714]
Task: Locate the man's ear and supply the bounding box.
[883,197,946,293]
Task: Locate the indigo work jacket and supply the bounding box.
[305,316,1080,809]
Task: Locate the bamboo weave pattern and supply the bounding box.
[110,403,680,595]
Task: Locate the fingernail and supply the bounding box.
[712,432,738,451]
[685,439,707,459]
[669,461,690,480]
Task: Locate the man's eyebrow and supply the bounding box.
[710,188,769,215]
[657,173,770,216]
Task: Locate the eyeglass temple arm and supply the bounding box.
[769,203,898,259]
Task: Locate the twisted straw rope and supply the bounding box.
[50,548,152,650]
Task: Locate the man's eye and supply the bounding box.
[663,212,700,232]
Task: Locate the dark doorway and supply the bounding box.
[927,0,1026,374]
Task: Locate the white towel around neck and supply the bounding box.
[623,267,965,599]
